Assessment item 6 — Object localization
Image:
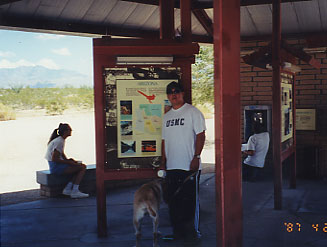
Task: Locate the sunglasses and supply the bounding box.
[167,88,182,95]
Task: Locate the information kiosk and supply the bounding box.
[93,37,199,236]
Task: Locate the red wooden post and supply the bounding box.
[93,52,108,236]
[181,64,192,104]
[213,0,242,246]
[159,0,174,40]
[180,0,192,42]
[272,0,282,210]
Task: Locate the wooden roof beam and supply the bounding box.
[243,40,322,69]
[120,0,212,9]
[0,13,157,38]
[192,9,213,37]
[0,0,23,6]
[241,0,311,6]
[159,0,175,40]
[121,0,311,9]
[281,40,321,69]
[0,13,212,42]
[180,0,192,42]
[306,34,327,48]
[241,32,327,43]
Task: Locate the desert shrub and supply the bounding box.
[0,87,94,112]
[9,84,24,94]
[45,100,67,115]
[0,103,16,121]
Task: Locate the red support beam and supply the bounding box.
[192,9,213,37]
[180,0,192,42]
[93,53,108,237]
[159,0,175,40]
[272,0,282,210]
[213,0,242,246]
[181,64,192,104]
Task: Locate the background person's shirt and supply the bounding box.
[244,132,270,168]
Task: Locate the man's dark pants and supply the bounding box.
[165,169,201,239]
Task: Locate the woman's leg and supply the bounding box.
[62,164,86,185]
[62,164,88,198]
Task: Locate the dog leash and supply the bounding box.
[167,171,198,203]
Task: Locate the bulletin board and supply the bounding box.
[104,67,180,169]
[281,72,294,143]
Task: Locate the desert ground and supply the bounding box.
[0,109,214,194]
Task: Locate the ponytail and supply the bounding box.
[47,123,70,144]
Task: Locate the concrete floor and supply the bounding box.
[1,173,327,247]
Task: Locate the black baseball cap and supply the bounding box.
[166,81,184,94]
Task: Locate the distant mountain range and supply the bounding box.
[0,66,93,88]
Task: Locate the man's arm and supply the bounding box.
[243,150,255,156]
[243,135,256,156]
[190,131,206,171]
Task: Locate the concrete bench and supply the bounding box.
[36,164,96,197]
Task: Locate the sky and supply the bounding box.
[0,29,93,76]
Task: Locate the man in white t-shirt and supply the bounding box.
[243,121,270,181]
[160,81,206,241]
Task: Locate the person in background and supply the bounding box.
[160,81,206,241]
[242,121,270,181]
[45,123,89,199]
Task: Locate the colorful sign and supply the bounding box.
[117,79,172,158]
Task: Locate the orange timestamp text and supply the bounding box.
[284,222,327,232]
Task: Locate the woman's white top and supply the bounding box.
[45,136,65,161]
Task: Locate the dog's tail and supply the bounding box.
[146,202,157,218]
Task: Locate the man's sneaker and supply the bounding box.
[162,235,176,241]
[162,234,182,241]
[185,232,202,242]
[62,187,72,196]
[70,190,89,199]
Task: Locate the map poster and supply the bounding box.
[117,79,172,158]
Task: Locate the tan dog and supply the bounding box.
[133,179,162,247]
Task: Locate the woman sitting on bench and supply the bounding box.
[45,123,89,199]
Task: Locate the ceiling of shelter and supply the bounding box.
[0,0,326,43]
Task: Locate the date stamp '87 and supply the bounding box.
[284,222,327,232]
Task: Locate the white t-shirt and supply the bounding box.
[45,136,65,161]
[162,103,206,171]
[244,132,270,168]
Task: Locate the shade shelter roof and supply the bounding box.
[0,0,326,42]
